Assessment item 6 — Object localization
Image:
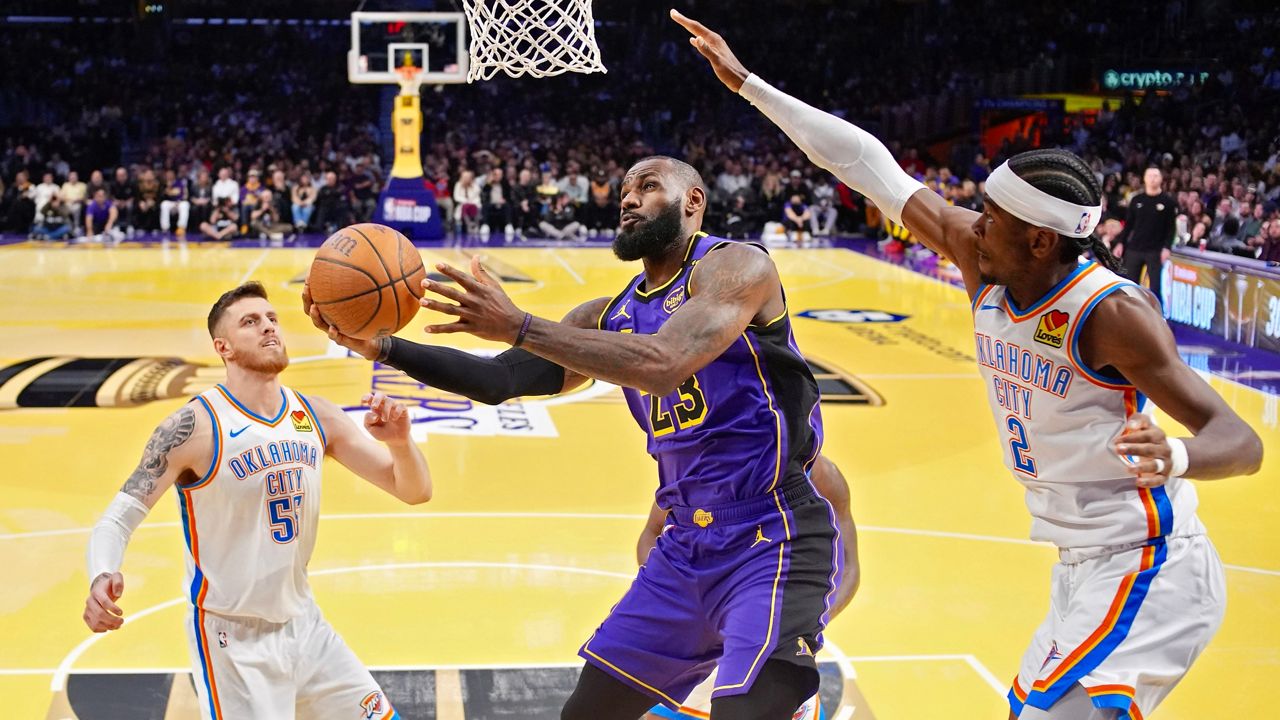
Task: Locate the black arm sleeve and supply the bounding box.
[382,338,567,405]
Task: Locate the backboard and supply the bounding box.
[348,11,468,86]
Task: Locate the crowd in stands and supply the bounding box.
[1,1,1279,261]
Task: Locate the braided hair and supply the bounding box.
[1006,148,1123,274]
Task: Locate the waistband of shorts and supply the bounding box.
[668,482,815,528]
[1057,533,1201,564]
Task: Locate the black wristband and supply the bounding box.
[513,312,533,347]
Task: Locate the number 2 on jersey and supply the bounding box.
[1006,416,1038,476]
[268,492,305,543]
[650,376,708,437]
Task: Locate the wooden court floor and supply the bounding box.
[0,243,1276,718]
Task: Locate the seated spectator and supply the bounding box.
[453,169,483,235]
[313,170,353,233]
[34,172,60,223]
[82,188,120,242]
[268,170,294,228]
[86,170,107,200]
[291,172,317,232]
[189,170,215,231]
[3,171,36,234]
[61,171,87,227]
[34,194,74,241]
[239,170,264,230]
[481,167,514,236]
[783,194,812,247]
[723,194,761,239]
[557,162,589,206]
[350,161,377,222]
[251,189,294,240]
[583,170,618,234]
[135,168,161,231]
[212,167,240,210]
[539,193,584,241]
[511,168,541,235]
[109,167,136,233]
[160,168,190,235]
[809,177,838,238]
[1258,221,1280,263]
[199,197,239,241]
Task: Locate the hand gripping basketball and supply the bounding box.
[1115,413,1173,488]
[302,280,382,361]
[670,9,751,93]
[421,256,528,345]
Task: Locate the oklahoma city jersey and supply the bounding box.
[180,384,326,622]
[971,260,1204,548]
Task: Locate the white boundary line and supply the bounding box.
[547,249,586,285]
[235,248,270,285]
[6,512,1279,577]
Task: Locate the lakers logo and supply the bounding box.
[1034,310,1069,349]
[290,410,313,433]
[359,691,386,719]
[663,286,686,314]
[693,509,714,527]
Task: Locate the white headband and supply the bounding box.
[985,162,1101,238]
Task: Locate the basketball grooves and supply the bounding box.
[351,226,399,331]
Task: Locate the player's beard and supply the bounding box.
[613,202,684,261]
[238,345,290,375]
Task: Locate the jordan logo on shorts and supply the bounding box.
[795,637,813,657]
[751,525,772,547]
[1039,641,1063,671]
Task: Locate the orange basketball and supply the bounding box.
[307,223,426,340]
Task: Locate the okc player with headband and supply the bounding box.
[82,282,431,720]
[672,9,1263,720]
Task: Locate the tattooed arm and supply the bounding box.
[420,246,783,396]
[84,403,210,632]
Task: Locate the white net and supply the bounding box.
[461,0,606,82]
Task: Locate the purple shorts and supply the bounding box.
[580,482,842,709]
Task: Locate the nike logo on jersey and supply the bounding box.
[230,426,249,438]
[978,304,1003,311]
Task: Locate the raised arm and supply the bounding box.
[421,246,780,397]
[307,392,432,505]
[670,9,984,296]
[84,403,209,632]
[302,281,601,404]
[1086,291,1263,483]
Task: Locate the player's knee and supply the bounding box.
[710,660,816,720]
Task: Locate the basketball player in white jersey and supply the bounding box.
[673,10,1263,719]
[639,455,859,720]
[81,281,431,720]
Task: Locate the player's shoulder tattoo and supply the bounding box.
[120,405,199,501]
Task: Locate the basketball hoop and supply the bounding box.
[461,0,606,82]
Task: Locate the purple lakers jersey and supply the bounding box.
[598,233,824,508]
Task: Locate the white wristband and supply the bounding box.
[1166,437,1189,478]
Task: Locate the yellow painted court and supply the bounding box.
[1,243,1276,718]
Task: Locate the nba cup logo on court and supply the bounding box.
[1034,310,1069,348]
[290,410,313,433]
[692,509,714,527]
[664,286,687,314]
[359,691,386,718]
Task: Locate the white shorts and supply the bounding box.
[647,668,823,719]
[1009,534,1225,719]
[184,601,396,720]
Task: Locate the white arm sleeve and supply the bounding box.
[739,74,925,225]
[86,492,149,581]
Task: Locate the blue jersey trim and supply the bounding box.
[216,383,288,424]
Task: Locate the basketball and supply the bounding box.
[307,223,426,340]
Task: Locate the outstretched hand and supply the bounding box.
[421,256,528,344]
[670,9,751,93]
[361,391,412,444]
